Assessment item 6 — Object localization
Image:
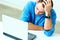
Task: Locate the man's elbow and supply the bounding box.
[44,30,54,36]
[44,31,54,36]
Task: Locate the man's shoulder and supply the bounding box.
[50,9,56,18]
[51,9,56,15]
[51,9,55,13]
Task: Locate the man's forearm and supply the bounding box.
[44,12,52,30]
[44,19,52,30]
[28,22,44,30]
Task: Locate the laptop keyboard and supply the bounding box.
[28,33,36,40]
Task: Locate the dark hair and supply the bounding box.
[38,0,53,7]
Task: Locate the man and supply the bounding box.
[20,0,56,36]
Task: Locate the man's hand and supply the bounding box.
[43,0,52,30]
[43,0,52,16]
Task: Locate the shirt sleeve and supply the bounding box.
[44,9,56,36]
[20,2,32,22]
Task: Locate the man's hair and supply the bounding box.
[38,0,53,7]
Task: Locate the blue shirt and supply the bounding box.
[20,1,56,36]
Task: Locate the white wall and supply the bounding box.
[0,0,29,10]
[0,0,60,21]
[0,0,35,10]
[53,0,60,21]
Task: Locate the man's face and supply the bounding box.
[35,2,44,15]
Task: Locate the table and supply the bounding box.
[0,21,60,40]
[29,30,60,40]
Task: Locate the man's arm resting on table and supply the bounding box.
[28,13,52,30]
[28,22,44,30]
[28,19,52,30]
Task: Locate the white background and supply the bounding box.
[0,0,60,21]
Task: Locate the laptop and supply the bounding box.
[28,33,36,40]
[2,15,28,40]
[2,15,36,40]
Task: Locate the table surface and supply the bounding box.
[0,22,60,40]
[29,30,60,40]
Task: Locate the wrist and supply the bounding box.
[45,12,50,16]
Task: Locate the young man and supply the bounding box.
[20,0,56,36]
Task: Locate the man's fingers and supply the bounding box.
[42,2,45,6]
[47,0,51,2]
[47,0,51,4]
[43,0,51,4]
[42,2,46,8]
[44,0,47,5]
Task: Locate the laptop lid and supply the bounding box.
[2,15,28,40]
